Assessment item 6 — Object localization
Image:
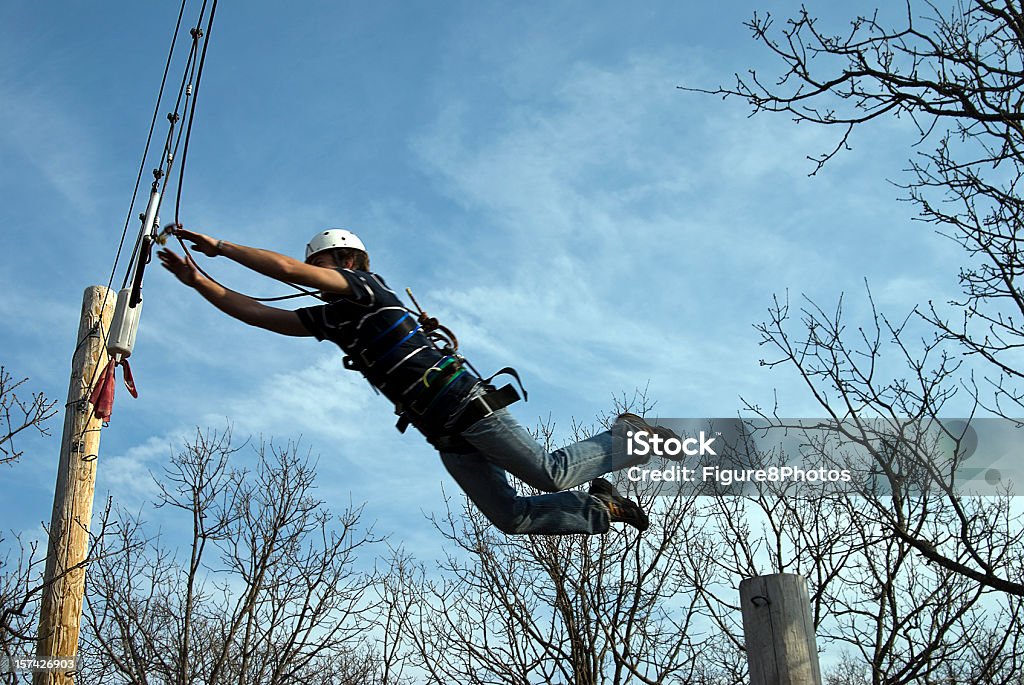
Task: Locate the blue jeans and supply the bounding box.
[439,407,647,535]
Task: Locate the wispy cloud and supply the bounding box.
[0,75,101,214]
[407,53,844,412]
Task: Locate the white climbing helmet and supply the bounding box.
[304,228,367,262]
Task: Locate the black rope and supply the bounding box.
[173,0,217,226]
[152,0,323,304]
[81,0,320,431]
[159,42,198,200]
[78,0,216,431]
[149,7,206,249]
[75,0,192,429]
[172,232,325,303]
[165,0,319,303]
[122,0,208,291]
[110,0,190,295]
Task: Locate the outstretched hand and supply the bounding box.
[174,227,220,257]
[158,248,201,287]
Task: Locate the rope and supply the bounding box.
[128,0,207,290]
[111,0,190,295]
[75,0,194,424]
[173,0,216,226]
[161,0,325,304]
[120,1,207,292]
[405,288,460,352]
[77,0,321,435]
[77,0,215,431]
[123,0,211,300]
[172,231,324,303]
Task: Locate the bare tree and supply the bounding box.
[79,428,384,685]
[682,465,1024,685]
[685,0,1024,596]
[0,366,60,683]
[679,2,1024,680]
[371,393,1024,684]
[0,533,43,667]
[377,396,745,685]
[0,366,56,467]
[686,1,1024,178]
[0,502,126,685]
[383,486,729,685]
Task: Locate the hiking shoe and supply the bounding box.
[589,478,650,532]
[615,412,683,461]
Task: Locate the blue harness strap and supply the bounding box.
[334,294,528,444]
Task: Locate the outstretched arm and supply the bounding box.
[158,248,312,337]
[175,227,352,295]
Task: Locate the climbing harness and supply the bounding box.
[337,286,528,443]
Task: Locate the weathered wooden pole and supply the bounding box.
[740,573,823,685]
[35,286,114,684]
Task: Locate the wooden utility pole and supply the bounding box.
[35,286,114,684]
[740,573,822,685]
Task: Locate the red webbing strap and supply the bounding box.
[88,356,139,422]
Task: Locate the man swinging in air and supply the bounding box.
[159,227,665,535]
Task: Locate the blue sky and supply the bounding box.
[1,1,971,555]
